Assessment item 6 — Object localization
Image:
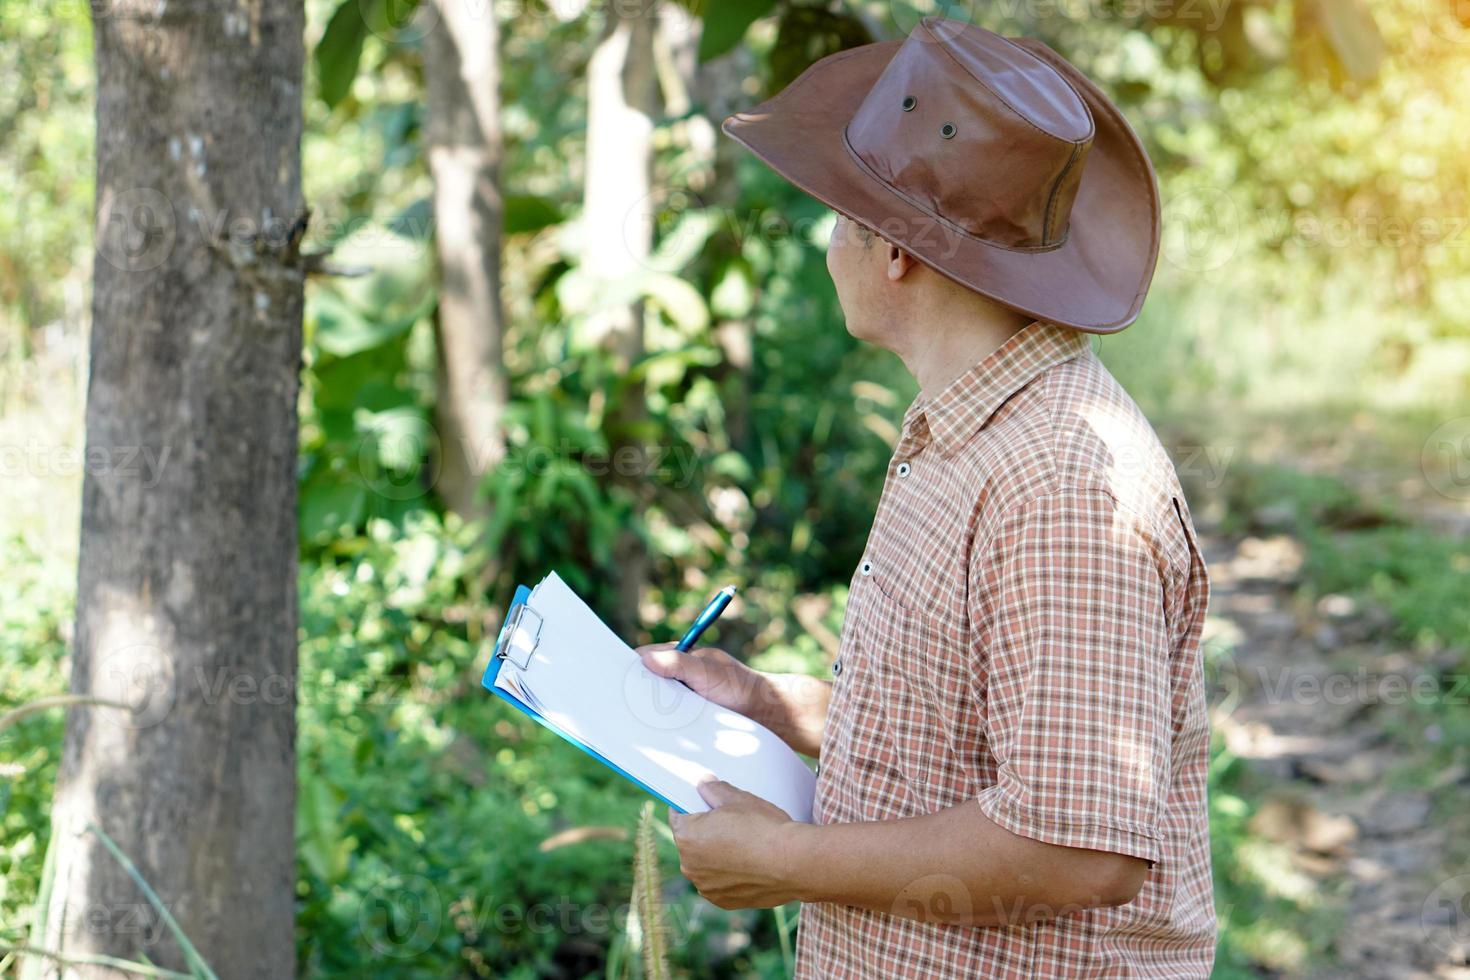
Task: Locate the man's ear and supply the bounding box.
[887,245,917,282]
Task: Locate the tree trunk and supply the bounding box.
[693,47,756,458]
[424,0,507,519]
[38,0,305,974]
[583,1,660,632]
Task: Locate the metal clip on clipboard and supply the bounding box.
[496,601,544,671]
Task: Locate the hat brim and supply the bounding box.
[722,37,1161,334]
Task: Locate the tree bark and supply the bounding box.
[38,0,305,975]
[424,0,507,519]
[693,47,756,458]
[583,1,660,633]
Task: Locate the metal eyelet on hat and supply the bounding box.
[940,123,957,139]
[901,96,917,112]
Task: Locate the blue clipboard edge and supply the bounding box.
[481,583,690,814]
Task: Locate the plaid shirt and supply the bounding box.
[796,320,1215,978]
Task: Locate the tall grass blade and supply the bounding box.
[631,802,670,980]
[87,822,220,980]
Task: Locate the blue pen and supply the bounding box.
[676,585,737,652]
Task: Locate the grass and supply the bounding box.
[1200,453,1470,974]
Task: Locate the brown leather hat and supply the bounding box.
[722,18,1161,334]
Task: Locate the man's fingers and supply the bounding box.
[696,778,749,808]
[638,643,685,680]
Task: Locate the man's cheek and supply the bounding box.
[827,236,847,280]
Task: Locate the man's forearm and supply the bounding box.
[777,802,1147,927]
[746,673,830,758]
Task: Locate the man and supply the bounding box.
[638,17,1215,978]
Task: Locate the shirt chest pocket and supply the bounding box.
[852,574,970,703]
[842,574,980,806]
[854,512,963,612]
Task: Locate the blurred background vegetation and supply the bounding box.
[3,0,1469,976]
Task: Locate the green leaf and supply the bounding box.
[624,347,721,391]
[533,464,564,510]
[639,273,709,333]
[710,450,751,482]
[696,0,777,62]
[298,778,348,883]
[710,260,754,319]
[309,342,411,415]
[18,826,60,980]
[483,474,522,552]
[648,209,717,274]
[357,406,430,471]
[388,197,433,241]
[312,292,426,358]
[564,467,602,515]
[532,393,557,446]
[504,194,566,235]
[366,0,421,39]
[397,194,563,238]
[315,0,371,108]
[301,475,369,542]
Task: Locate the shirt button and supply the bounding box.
[897,461,911,478]
[832,659,842,677]
[860,560,873,576]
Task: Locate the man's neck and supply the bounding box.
[897,296,1034,398]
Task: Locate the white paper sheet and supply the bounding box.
[494,572,816,821]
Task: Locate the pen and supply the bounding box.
[675,585,737,652]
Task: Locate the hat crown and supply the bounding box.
[844,19,1095,250]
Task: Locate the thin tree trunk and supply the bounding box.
[424,0,507,519]
[39,0,305,974]
[583,1,660,632]
[693,47,756,458]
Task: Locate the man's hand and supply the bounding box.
[665,782,1149,925]
[668,780,805,910]
[634,644,831,757]
[636,643,765,718]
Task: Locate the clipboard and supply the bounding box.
[481,583,690,813]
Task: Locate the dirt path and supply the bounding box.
[1199,526,1470,978]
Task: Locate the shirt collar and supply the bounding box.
[902,320,1092,459]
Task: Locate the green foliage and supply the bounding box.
[1216,460,1470,658]
[315,0,424,108]
[293,513,653,975]
[1207,739,1343,976]
[502,195,567,237]
[0,540,72,948]
[298,231,438,550]
[289,513,806,976]
[316,0,374,109]
[482,388,636,597]
[689,0,777,62]
[1302,521,1470,658]
[1216,462,1401,536]
[0,0,93,346]
[767,5,873,93]
[5,0,1470,975]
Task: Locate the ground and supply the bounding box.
[1200,512,1470,978]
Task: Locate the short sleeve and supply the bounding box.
[969,487,1173,865]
